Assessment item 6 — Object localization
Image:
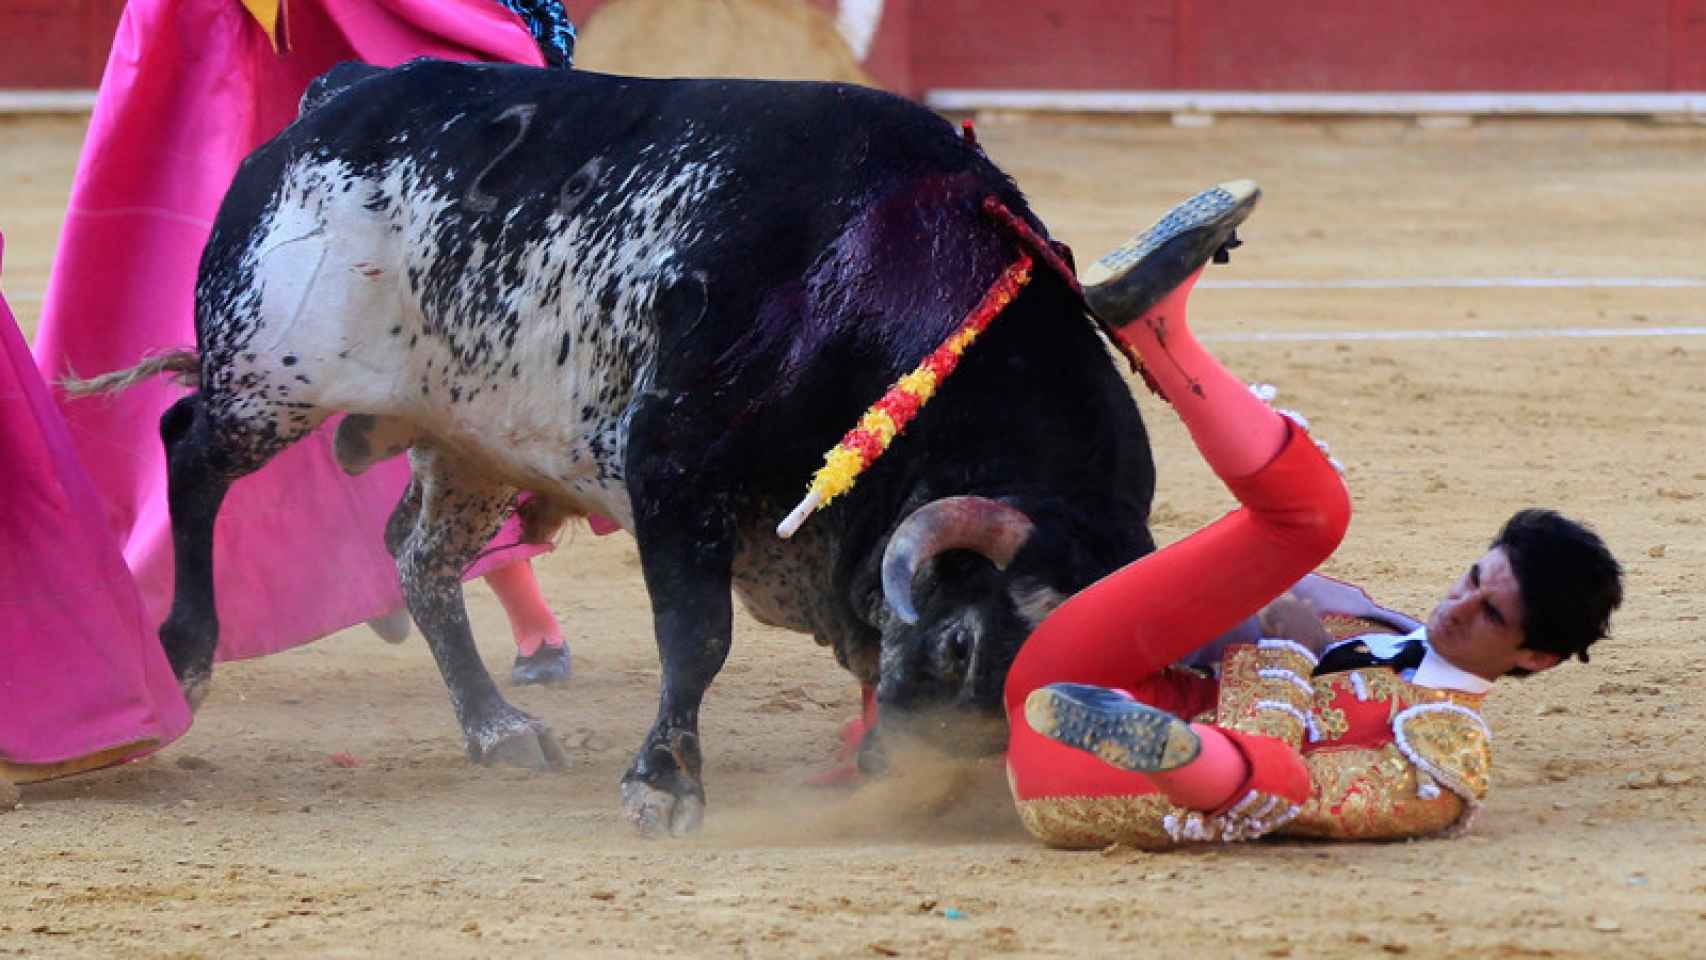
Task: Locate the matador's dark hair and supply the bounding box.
[1495,509,1622,675]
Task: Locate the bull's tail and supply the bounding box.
[60,348,202,396]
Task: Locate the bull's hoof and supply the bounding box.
[179,670,212,713]
[620,780,704,837]
[469,717,568,771]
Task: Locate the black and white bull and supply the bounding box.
[131,60,1159,833]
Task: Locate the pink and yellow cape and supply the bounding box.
[28,0,554,668]
[4,233,190,781]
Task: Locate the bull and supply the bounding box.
[103,60,1158,834]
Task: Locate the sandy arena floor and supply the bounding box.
[2,110,1705,959]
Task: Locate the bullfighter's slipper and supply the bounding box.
[511,642,573,687]
[1081,179,1259,326]
[1024,682,1201,773]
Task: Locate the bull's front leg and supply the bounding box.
[399,447,567,770]
[622,479,737,836]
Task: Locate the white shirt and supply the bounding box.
[1333,627,1493,696]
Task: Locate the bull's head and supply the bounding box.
[861,494,1067,761]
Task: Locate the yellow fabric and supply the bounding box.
[944,326,980,354]
[811,446,866,503]
[857,409,898,444]
[1,739,159,785]
[895,368,938,400]
[239,0,286,53]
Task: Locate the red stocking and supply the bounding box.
[483,560,562,656]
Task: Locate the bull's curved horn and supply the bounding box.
[881,496,1036,625]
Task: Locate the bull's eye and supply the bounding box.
[946,625,972,666]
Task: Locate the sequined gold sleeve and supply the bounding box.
[1283,704,1491,841]
[1215,640,1318,748]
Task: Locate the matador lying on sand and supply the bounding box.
[1001,181,1624,848]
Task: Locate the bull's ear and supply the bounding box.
[1007,577,1066,630]
[856,579,892,628]
[847,546,892,628]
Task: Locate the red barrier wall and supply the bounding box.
[912,0,1177,91]
[906,0,1703,95]
[0,0,127,89]
[1677,0,1706,88]
[1194,0,1673,91]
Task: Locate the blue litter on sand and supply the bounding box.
[942,908,966,920]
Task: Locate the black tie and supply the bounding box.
[1313,635,1426,677]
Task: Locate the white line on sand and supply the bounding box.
[1198,277,1706,290]
[925,89,1706,116]
[1203,326,1706,344]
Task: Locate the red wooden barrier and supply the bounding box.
[1677,0,1706,88]
[907,0,1701,94]
[0,0,126,88]
[1186,0,1673,92]
[911,0,1178,91]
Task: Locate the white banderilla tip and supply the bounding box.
[775,490,823,539]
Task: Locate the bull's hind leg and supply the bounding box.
[157,393,319,707]
[396,447,566,770]
[385,475,422,559]
[335,414,425,643]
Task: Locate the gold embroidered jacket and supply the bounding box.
[1213,639,1492,842]
[1015,634,1493,850]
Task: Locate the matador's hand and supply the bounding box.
[1258,593,1334,655]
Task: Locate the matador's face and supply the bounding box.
[1426,546,1558,681]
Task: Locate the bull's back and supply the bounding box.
[196,61,1026,503]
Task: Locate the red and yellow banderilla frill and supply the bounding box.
[776,251,1034,538]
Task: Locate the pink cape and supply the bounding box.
[3,234,192,778]
[30,0,553,665]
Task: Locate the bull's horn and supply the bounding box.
[881,496,1036,625]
